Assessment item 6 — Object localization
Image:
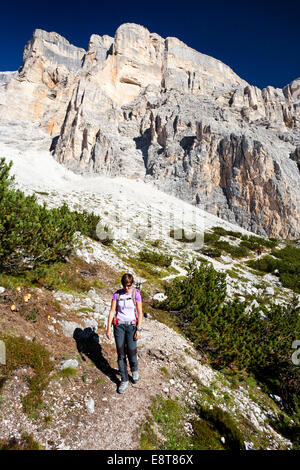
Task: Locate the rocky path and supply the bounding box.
[0,293,291,450]
[0,303,204,450]
[75,317,195,450]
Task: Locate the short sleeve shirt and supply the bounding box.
[112,288,142,322]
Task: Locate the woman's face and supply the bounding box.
[123,282,132,293]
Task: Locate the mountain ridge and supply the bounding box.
[0,23,299,239]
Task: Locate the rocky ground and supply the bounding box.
[0,125,297,450]
[0,235,294,450]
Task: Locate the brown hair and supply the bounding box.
[121,273,134,287]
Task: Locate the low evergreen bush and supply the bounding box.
[138,249,172,268]
[246,246,300,292]
[204,231,221,244]
[226,231,243,239]
[213,240,250,258]
[241,234,279,250]
[211,226,228,236]
[0,158,101,274]
[200,247,222,258]
[160,260,300,417]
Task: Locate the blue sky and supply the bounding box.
[1,0,299,89]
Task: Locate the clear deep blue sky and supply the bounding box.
[1,0,299,89]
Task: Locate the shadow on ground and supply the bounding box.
[73,327,119,385]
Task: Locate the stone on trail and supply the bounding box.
[60,359,79,370]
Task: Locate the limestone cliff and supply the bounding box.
[0,23,299,238]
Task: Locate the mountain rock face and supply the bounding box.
[1,23,300,238]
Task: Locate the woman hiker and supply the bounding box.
[106,273,143,394]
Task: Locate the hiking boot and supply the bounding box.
[132,371,139,383]
[118,381,129,394]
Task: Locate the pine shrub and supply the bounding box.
[138,249,172,268]
[247,246,300,292]
[0,158,101,274]
[200,247,222,258]
[204,231,221,244]
[211,226,228,236]
[161,260,300,414]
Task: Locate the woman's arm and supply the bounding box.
[134,301,143,340]
[106,299,117,339]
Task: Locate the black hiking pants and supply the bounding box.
[113,324,138,382]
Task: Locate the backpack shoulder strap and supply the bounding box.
[114,290,122,316]
[116,288,123,300]
[132,288,138,323]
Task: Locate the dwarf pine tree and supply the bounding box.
[0,158,79,273]
[161,259,300,415]
[162,259,227,314]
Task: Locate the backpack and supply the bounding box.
[112,287,139,326]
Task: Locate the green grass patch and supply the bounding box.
[0,334,54,415]
[139,416,159,450]
[18,304,41,323]
[191,417,225,450]
[123,256,168,289]
[44,415,52,425]
[140,395,192,450]
[143,304,181,334]
[94,377,106,386]
[54,367,78,379]
[194,405,245,450]
[90,280,106,289]
[77,307,95,314]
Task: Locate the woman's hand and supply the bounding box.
[134,330,141,340]
[106,328,112,340]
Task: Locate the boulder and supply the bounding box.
[59,320,82,337]
[60,359,79,370]
[265,286,275,296]
[153,292,167,302]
